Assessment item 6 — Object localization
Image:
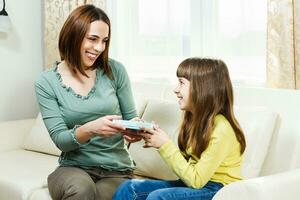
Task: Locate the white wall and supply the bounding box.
[0,0,42,121]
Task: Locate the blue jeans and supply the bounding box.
[112,179,223,200]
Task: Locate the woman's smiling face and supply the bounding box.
[80,20,109,69]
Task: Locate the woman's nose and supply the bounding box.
[94,42,105,52]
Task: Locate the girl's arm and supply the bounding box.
[143,121,235,189]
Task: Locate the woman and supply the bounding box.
[35,4,140,200]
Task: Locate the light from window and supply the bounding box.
[107,0,267,86]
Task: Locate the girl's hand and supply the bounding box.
[141,125,170,149]
[87,115,126,137]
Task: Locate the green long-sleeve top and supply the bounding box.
[35,59,137,171]
[158,114,243,188]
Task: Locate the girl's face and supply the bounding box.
[174,77,191,111]
[80,20,109,69]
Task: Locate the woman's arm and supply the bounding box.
[111,59,137,120]
[111,60,142,143]
[35,75,125,152]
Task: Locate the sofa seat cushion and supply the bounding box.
[129,99,278,180]
[0,150,58,200]
[28,188,52,200]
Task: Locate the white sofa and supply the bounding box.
[0,82,300,200]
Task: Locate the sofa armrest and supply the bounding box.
[0,119,35,152]
[212,169,300,200]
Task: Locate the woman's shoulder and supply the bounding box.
[108,58,127,74]
[35,62,58,87]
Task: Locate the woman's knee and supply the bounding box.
[47,167,96,200]
[49,179,96,200]
[65,180,96,200]
[96,177,128,200]
[50,179,97,200]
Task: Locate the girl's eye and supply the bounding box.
[88,38,97,41]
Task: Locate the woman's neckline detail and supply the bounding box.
[53,62,100,100]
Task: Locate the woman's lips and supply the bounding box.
[86,51,98,60]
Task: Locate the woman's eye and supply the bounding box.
[88,38,96,41]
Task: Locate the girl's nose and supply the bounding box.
[173,86,179,94]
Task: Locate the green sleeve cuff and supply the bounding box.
[55,129,80,152]
[71,125,82,146]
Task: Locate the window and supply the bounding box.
[106,0,267,85]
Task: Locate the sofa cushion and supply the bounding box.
[133,92,148,117]
[129,99,278,180]
[0,150,58,200]
[129,99,182,180]
[23,113,61,156]
[234,106,278,178]
[131,81,168,117]
[29,188,52,200]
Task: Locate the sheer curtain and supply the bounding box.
[106,0,267,85]
[44,0,106,69]
[267,0,300,89]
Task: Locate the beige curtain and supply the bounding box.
[267,0,300,89]
[44,0,106,69]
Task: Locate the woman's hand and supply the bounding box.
[141,125,170,149]
[122,117,143,143]
[86,115,126,137]
[123,132,143,143]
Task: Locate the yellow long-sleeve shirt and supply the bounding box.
[158,114,243,189]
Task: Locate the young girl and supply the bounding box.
[112,57,246,200]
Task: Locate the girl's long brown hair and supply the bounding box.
[177,58,246,157]
[58,4,113,79]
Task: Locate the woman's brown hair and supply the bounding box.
[177,58,246,157]
[58,4,113,79]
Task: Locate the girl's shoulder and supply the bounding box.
[213,114,235,138]
[214,114,228,125]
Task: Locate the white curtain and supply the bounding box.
[106,0,267,84]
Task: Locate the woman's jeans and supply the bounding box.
[112,179,223,200]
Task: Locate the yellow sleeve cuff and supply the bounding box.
[158,140,179,158]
